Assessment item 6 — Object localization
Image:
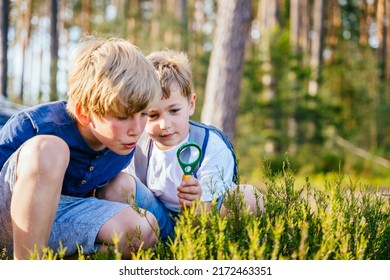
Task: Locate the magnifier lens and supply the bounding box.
[178,145,200,165]
[177,142,202,179]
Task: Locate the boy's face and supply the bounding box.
[76,106,148,155]
[146,86,196,150]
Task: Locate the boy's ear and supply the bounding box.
[189,92,197,115]
[75,104,91,126]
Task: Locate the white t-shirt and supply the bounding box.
[146,133,235,212]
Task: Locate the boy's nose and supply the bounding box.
[129,118,145,136]
[159,119,171,130]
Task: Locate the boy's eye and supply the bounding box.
[115,115,129,121]
[170,108,180,114]
[147,112,158,119]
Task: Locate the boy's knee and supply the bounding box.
[113,210,158,259]
[97,172,136,203]
[132,210,158,247]
[18,135,70,172]
[224,184,265,216]
[111,208,158,252]
[242,184,265,215]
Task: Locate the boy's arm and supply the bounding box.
[0,112,37,169]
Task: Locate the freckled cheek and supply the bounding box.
[110,124,127,138]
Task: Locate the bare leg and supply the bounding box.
[11,136,69,259]
[241,184,265,215]
[97,207,158,259]
[96,172,158,258]
[95,172,136,204]
[220,184,265,217]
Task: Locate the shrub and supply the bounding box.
[1,160,389,260]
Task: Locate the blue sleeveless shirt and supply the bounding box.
[0,101,133,197]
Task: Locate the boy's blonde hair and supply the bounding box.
[146,50,192,100]
[66,36,161,118]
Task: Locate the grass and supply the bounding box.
[1,160,389,260]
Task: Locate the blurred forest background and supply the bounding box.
[1,0,390,189]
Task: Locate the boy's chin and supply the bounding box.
[113,147,135,156]
[155,137,183,150]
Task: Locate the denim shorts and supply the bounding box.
[134,177,225,241]
[0,148,130,256]
[0,148,222,257]
[133,177,177,240]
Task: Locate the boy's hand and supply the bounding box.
[177,176,202,208]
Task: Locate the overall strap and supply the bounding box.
[188,120,209,170]
[136,121,238,184]
[188,120,238,183]
[132,132,153,185]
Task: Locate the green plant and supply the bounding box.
[1,160,389,260]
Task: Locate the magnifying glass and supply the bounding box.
[177,141,202,180]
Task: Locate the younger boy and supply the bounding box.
[0,36,161,259]
[127,50,264,239]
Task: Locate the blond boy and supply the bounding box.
[0,36,161,259]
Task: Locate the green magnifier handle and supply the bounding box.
[177,141,202,181]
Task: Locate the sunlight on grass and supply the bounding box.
[1,159,389,260]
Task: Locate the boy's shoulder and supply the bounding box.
[188,120,234,151]
[188,120,238,182]
[1,101,69,129]
[2,100,76,141]
[26,100,67,117]
[25,101,72,126]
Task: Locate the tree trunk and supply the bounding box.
[125,0,139,43]
[327,0,340,47]
[376,0,390,86]
[201,0,251,143]
[385,0,390,84]
[150,0,162,50]
[164,0,182,47]
[299,0,309,56]
[308,0,325,96]
[189,0,205,62]
[259,0,279,31]
[377,0,384,51]
[180,0,189,51]
[81,0,91,34]
[257,0,281,153]
[359,0,368,46]
[290,0,310,154]
[290,0,309,55]
[16,0,32,103]
[290,0,299,53]
[1,0,10,99]
[50,0,59,101]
